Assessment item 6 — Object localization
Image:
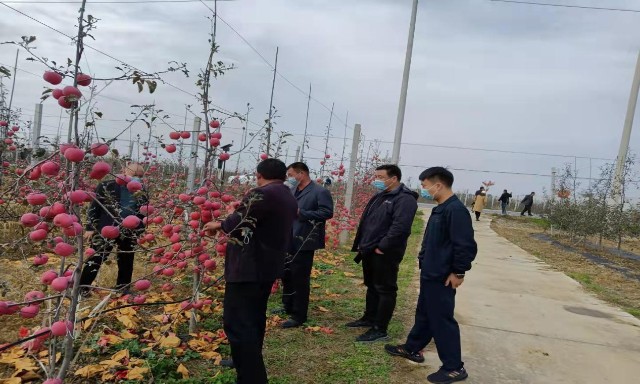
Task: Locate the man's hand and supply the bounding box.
[374,248,384,255]
[445,273,464,289]
[203,221,222,237]
[83,231,94,242]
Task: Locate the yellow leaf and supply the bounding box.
[13,358,37,371]
[112,349,129,362]
[311,283,321,289]
[98,359,120,368]
[82,318,95,330]
[0,378,21,384]
[158,334,181,348]
[75,364,105,378]
[120,330,138,340]
[126,366,149,380]
[116,314,136,328]
[201,351,222,363]
[177,363,190,379]
[343,271,356,277]
[317,306,330,313]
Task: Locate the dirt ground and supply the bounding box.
[491,216,640,318]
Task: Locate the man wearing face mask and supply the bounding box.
[347,164,418,342]
[277,162,334,328]
[80,162,149,297]
[385,167,477,384]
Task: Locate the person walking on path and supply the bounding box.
[80,162,148,297]
[204,159,298,384]
[472,188,487,221]
[347,164,418,342]
[385,167,477,384]
[498,189,512,215]
[278,162,334,329]
[521,192,535,216]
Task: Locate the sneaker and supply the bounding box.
[281,319,303,329]
[384,344,425,363]
[356,327,389,342]
[220,359,235,368]
[427,367,468,384]
[79,288,92,299]
[345,318,374,328]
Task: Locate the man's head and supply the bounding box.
[504,189,508,193]
[286,162,311,187]
[419,167,454,203]
[373,164,402,192]
[531,192,536,196]
[480,186,485,191]
[123,162,144,178]
[256,158,287,186]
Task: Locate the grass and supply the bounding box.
[262,212,425,384]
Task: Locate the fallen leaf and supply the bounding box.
[126,366,149,380]
[116,314,136,328]
[317,306,330,313]
[75,364,105,378]
[111,349,129,362]
[177,363,189,379]
[0,378,21,384]
[343,272,356,277]
[120,330,138,340]
[311,283,321,289]
[158,334,181,348]
[201,351,222,363]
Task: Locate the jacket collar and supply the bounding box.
[433,195,459,212]
[295,181,316,200]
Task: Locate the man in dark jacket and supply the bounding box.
[521,192,535,216]
[279,162,334,328]
[347,164,418,342]
[498,189,512,215]
[80,162,148,296]
[204,158,297,384]
[385,167,477,384]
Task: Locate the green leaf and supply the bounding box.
[95,112,103,118]
[137,82,143,93]
[0,66,10,77]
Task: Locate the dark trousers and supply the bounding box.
[223,281,273,384]
[79,234,136,289]
[362,251,401,332]
[501,202,508,215]
[474,211,481,220]
[521,205,532,216]
[282,250,315,322]
[405,277,463,371]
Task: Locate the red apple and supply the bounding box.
[43,71,63,85]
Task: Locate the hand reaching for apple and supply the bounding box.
[203,221,222,237]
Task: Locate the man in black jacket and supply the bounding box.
[347,164,418,342]
[80,162,148,296]
[521,192,535,216]
[498,189,512,215]
[279,162,334,328]
[385,167,477,384]
[204,159,297,384]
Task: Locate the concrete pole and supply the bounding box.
[300,83,311,162]
[339,124,361,245]
[128,141,134,160]
[186,117,202,192]
[31,104,43,166]
[265,47,278,157]
[612,51,640,203]
[551,167,557,196]
[391,0,418,164]
[294,146,300,162]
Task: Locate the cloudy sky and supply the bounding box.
[2,0,640,198]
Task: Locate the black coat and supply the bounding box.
[352,183,419,257]
[221,181,298,283]
[498,192,512,204]
[292,182,334,252]
[419,195,477,281]
[85,179,148,232]
[521,194,534,206]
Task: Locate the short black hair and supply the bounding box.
[376,164,402,181]
[256,158,287,181]
[287,162,309,174]
[419,167,454,187]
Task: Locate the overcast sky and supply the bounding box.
[2,0,640,198]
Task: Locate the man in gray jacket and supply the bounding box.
[279,162,334,328]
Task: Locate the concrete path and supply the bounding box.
[421,215,640,383]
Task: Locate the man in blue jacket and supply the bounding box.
[385,167,477,384]
[347,164,418,342]
[279,162,334,328]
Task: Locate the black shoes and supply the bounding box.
[271,307,290,315]
[220,359,235,368]
[355,327,389,342]
[384,344,425,363]
[345,318,374,328]
[427,367,468,383]
[281,319,303,329]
